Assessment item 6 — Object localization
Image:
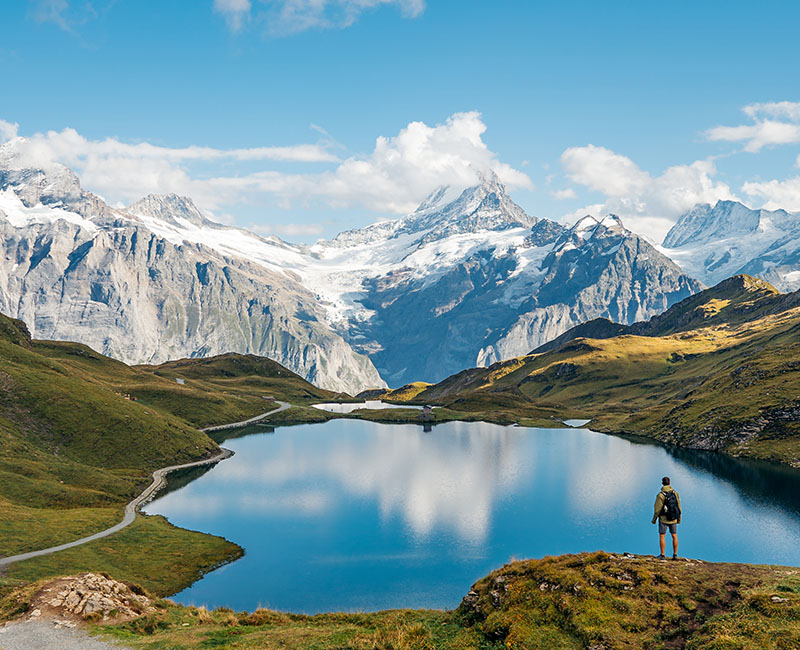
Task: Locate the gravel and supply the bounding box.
[0,619,129,650]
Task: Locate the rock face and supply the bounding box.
[662,200,800,292]
[0,140,701,389]
[36,573,154,621]
[344,209,700,385]
[0,144,384,394]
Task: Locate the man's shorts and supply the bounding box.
[659,521,678,534]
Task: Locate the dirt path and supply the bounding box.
[0,618,126,650]
[0,401,290,568]
[200,399,291,432]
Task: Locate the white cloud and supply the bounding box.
[213,0,425,34]
[214,0,251,31]
[271,111,532,213]
[560,145,737,242]
[1,112,529,220]
[706,101,800,152]
[0,120,18,142]
[552,188,576,200]
[268,0,425,35]
[742,177,800,212]
[28,0,99,33]
[743,101,800,122]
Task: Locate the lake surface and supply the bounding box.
[145,419,800,613]
[312,400,427,413]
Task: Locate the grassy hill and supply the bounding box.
[0,313,336,594]
[43,552,790,649]
[390,276,800,467]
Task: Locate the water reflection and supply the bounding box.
[146,419,800,613]
[161,421,526,543]
[311,400,426,413]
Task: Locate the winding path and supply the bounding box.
[0,401,290,568]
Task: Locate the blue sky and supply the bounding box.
[2,0,800,241]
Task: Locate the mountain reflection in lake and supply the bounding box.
[145,419,800,613]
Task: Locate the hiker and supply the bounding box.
[652,476,681,560]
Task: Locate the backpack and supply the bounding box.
[661,491,680,520]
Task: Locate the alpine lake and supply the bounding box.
[144,416,800,614]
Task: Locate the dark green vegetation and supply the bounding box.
[0,312,333,603]
[83,552,798,649]
[384,276,800,467]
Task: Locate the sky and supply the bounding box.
[1,0,800,243]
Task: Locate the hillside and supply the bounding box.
[405,275,800,466]
[17,552,788,650]
[0,312,334,567]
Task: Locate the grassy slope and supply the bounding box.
[404,276,800,466]
[0,315,220,557]
[89,552,799,650]
[0,313,332,594]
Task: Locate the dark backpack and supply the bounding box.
[661,491,680,520]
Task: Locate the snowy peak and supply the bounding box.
[331,172,537,249]
[663,200,763,248]
[127,193,212,228]
[661,200,800,291]
[555,213,629,252]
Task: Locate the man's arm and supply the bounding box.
[652,493,663,524]
[677,492,681,524]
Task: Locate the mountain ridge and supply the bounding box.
[661,199,800,292]
[0,147,705,388]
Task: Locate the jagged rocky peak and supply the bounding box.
[554,213,628,252]
[127,193,213,228]
[0,139,84,208]
[328,170,536,248]
[663,200,766,248]
[405,170,537,240]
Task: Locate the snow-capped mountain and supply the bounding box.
[661,200,800,291]
[0,144,383,394]
[341,206,700,385]
[0,140,702,389]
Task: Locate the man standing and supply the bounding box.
[652,476,681,560]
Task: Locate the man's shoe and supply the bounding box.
[672,554,679,560]
[656,554,666,560]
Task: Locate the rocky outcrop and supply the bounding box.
[32,573,154,621]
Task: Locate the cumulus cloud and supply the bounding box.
[742,177,800,212]
[1,112,529,220]
[272,111,532,213]
[706,101,800,152]
[560,144,737,241]
[214,0,251,31]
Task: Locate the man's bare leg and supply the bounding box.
[659,533,666,556]
[671,533,678,557]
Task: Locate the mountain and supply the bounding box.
[335,205,700,386]
[404,275,800,466]
[0,142,701,388]
[661,200,800,292]
[0,143,383,394]
[531,274,798,352]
